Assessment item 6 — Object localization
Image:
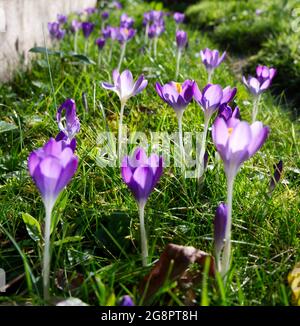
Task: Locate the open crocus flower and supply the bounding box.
[242,76,270,96]
[174,12,185,24]
[102,69,148,106]
[214,203,228,272]
[212,117,269,278]
[121,147,163,266]
[28,138,78,300]
[81,22,94,38]
[194,83,223,178]
[220,86,237,106]
[256,65,276,82]
[117,27,136,44]
[200,48,226,82]
[56,99,80,152]
[120,13,135,28]
[156,80,194,162]
[102,69,148,159]
[155,80,195,113]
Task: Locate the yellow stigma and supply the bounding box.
[124,28,129,35]
[174,82,182,93]
[228,127,233,136]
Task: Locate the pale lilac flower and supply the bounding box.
[117,27,136,44]
[120,14,134,28]
[200,48,226,72]
[176,30,188,49]
[71,20,81,33]
[174,12,185,24]
[102,69,148,105]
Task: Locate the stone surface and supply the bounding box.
[0,0,96,81]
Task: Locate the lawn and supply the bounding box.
[0,0,299,306]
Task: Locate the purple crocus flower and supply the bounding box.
[28,138,78,208]
[218,105,241,121]
[153,22,165,37]
[194,83,223,119]
[101,11,109,20]
[120,14,135,28]
[102,26,112,39]
[121,147,163,266]
[121,147,163,204]
[176,30,188,49]
[155,80,195,113]
[200,48,226,72]
[220,86,237,105]
[71,19,81,33]
[85,7,97,15]
[242,66,276,96]
[81,22,94,38]
[102,69,148,106]
[269,160,283,193]
[112,1,122,9]
[212,117,269,179]
[151,10,164,23]
[117,27,136,44]
[143,12,152,25]
[148,25,156,39]
[56,99,80,152]
[214,203,228,270]
[96,37,106,50]
[48,22,65,40]
[174,12,185,24]
[57,14,67,25]
[119,295,134,307]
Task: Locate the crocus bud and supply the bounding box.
[214,203,228,258]
[81,22,94,38]
[176,30,188,50]
[119,295,134,306]
[174,12,185,24]
[96,37,106,50]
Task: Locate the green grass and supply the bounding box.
[0,0,299,306]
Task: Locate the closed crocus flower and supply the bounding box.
[174,12,185,24]
[57,14,67,25]
[81,22,94,38]
[28,138,78,300]
[71,19,81,33]
[85,7,97,15]
[55,99,80,152]
[96,37,106,50]
[218,105,241,121]
[48,22,65,40]
[121,147,163,204]
[176,30,188,49]
[102,69,148,106]
[121,147,163,266]
[101,11,109,20]
[28,138,78,208]
[119,295,134,306]
[102,26,112,39]
[155,80,195,113]
[214,203,228,272]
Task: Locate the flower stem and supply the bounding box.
[252,94,261,123]
[118,101,126,160]
[221,176,234,279]
[74,31,78,53]
[154,37,158,58]
[118,42,127,72]
[207,69,213,84]
[175,49,182,80]
[176,110,185,166]
[144,23,149,44]
[138,201,148,267]
[43,202,53,302]
[197,115,210,179]
[98,52,101,67]
[108,41,113,63]
[84,39,89,56]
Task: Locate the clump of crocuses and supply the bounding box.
[212,115,269,278]
[243,65,276,122]
[121,147,163,266]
